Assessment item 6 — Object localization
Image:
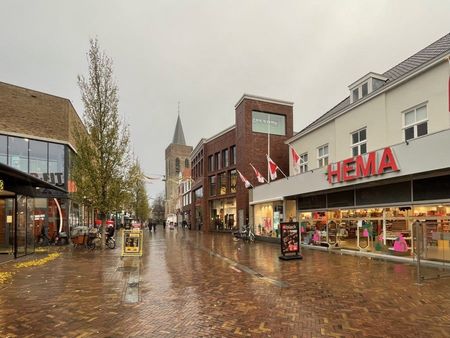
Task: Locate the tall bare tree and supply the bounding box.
[73,38,130,248]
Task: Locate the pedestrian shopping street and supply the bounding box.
[1,228,449,338]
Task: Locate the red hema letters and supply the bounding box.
[327,147,399,184]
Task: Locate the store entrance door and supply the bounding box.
[0,197,15,263]
[414,221,450,281]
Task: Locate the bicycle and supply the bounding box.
[232,225,255,243]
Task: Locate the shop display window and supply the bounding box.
[210,199,236,230]
[299,211,328,245]
[254,203,277,237]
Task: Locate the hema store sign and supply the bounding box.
[327,147,400,184]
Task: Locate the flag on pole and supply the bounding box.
[237,170,252,189]
[290,146,301,174]
[267,155,278,180]
[250,163,267,183]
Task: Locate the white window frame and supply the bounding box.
[317,144,329,168]
[350,127,367,156]
[350,81,371,103]
[402,104,428,141]
[300,152,308,173]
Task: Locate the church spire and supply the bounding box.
[172,104,186,145]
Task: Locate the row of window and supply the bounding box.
[296,104,428,173]
[191,149,204,180]
[209,170,237,196]
[208,145,236,172]
[175,157,189,174]
[0,134,66,184]
[182,192,191,208]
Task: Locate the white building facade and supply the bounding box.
[251,33,450,263]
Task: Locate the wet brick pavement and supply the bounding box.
[1,228,450,337]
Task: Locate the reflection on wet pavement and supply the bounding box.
[0,228,449,337]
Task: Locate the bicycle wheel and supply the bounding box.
[87,239,96,250]
[107,238,116,249]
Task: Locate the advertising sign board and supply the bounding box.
[121,229,143,257]
[279,222,302,260]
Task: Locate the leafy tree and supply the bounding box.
[72,38,130,248]
[127,159,150,222]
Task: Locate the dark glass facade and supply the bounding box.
[0,134,74,262]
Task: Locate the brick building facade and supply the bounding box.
[189,94,293,232]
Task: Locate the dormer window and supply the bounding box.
[352,88,359,102]
[349,72,387,104]
[361,83,368,97]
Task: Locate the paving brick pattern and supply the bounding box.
[0,229,449,337]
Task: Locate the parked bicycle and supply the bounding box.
[86,231,116,250]
[233,224,255,243]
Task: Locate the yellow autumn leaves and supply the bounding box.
[14,253,60,268]
[0,272,14,284]
[0,253,61,284]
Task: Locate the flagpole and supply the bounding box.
[278,167,289,180]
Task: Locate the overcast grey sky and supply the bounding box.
[1,0,449,198]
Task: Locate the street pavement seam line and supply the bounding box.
[199,245,289,288]
[123,258,140,303]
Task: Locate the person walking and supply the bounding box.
[152,222,156,232]
[148,220,152,232]
[41,223,50,245]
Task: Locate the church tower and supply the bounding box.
[165,113,192,220]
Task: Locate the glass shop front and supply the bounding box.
[210,198,236,231]
[298,205,450,261]
[253,200,296,238]
[295,174,450,262]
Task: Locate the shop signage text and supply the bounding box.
[327,147,399,184]
[30,172,64,186]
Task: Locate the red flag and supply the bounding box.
[267,155,278,180]
[250,163,266,183]
[237,170,252,189]
[290,146,301,174]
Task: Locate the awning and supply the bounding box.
[250,197,283,205]
[0,162,67,197]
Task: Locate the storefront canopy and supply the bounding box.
[0,162,67,197]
